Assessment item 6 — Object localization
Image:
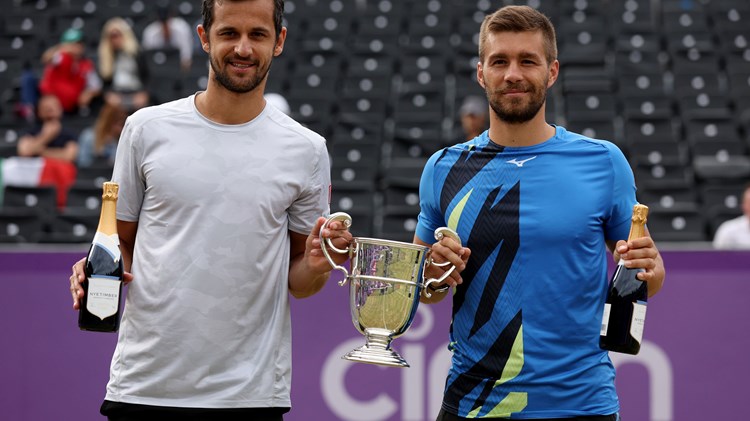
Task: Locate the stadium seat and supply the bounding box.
[693,155,750,182]
[330,160,378,192]
[43,212,99,244]
[646,207,708,242]
[637,185,700,211]
[378,213,419,243]
[2,185,57,215]
[0,208,42,243]
[633,161,695,190]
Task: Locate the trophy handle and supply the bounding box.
[320,212,353,285]
[423,227,463,298]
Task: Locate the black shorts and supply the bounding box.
[100,400,289,421]
[436,408,620,421]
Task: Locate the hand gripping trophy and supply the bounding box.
[320,212,461,367]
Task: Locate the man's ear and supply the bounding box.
[476,61,485,89]
[274,27,287,57]
[197,24,209,52]
[547,59,559,88]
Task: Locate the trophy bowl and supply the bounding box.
[321,212,461,367]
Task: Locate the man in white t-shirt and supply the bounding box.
[141,1,195,72]
[713,183,750,250]
[68,1,352,419]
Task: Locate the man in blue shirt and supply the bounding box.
[415,5,666,420]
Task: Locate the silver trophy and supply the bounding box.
[320,212,462,367]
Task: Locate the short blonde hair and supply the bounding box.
[478,5,558,65]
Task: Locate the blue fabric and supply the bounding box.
[20,69,39,107]
[416,126,637,419]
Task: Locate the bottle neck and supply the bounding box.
[96,199,118,236]
[627,219,646,241]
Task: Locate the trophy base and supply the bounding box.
[343,345,410,368]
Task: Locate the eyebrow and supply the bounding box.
[488,50,543,61]
[214,23,272,35]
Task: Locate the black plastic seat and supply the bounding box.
[646,207,708,242]
[0,208,43,243]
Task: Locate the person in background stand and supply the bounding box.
[141,0,195,72]
[10,94,79,208]
[76,103,128,167]
[414,6,665,420]
[35,28,102,116]
[712,183,750,249]
[97,18,150,113]
[67,0,352,420]
[16,95,78,163]
[457,95,489,141]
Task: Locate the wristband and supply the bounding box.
[426,283,449,293]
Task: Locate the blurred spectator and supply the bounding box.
[7,94,79,208]
[16,95,78,163]
[32,28,102,116]
[141,1,194,72]
[98,17,150,113]
[457,95,489,141]
[712,183,750,250]
[264,92,290,115]
[77,103,127,168]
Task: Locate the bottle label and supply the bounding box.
[600,303,611,336]
[93,232,121,262]
[630,301,648,344]
[87,276,121,320]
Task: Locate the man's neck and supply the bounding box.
[195,82,266,125]
[488,112,555,147]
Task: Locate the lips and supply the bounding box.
[227,58,258,69]
[502,87,528,95]
[501,84,529,95]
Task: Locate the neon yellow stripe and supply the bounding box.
[448,188,472,231]
[499,325,524,383]
[466,327,527,418]
[484,392,528,418]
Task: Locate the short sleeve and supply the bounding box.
[111,118,145,222]
[415,152,443,244]
[287,138,331,235]
[605,143,638,241]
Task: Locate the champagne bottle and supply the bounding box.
[78,182,124,332]
[600,204,649,355]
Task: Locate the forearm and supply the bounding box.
[647,252,665,297]
[288,255,330,299]
[16,137,46,156]
[41,143,78,162]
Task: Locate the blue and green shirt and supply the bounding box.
[416,125,637,419]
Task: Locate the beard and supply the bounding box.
[486,77,548,124]
[209,54,271,94]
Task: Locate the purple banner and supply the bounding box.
[1,250,748,421]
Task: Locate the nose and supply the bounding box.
[504,60,523,83]
[235,36,252,57]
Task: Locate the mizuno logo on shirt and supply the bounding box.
[506,156,537,167]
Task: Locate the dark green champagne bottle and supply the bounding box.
[78,182,124,332]
[600,204,649,355]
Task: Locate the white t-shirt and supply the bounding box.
[141,17,194,67]
[713,215,750,250]
[107,94,330,408]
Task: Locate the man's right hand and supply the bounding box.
[70,258,133,310]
